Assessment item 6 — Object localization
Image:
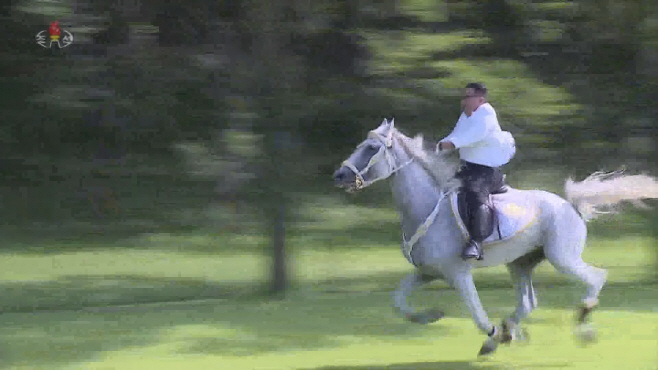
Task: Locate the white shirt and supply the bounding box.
[440,103,516,167]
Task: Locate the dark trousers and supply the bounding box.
[456,161,505,242]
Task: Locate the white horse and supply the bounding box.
[333,119,658,356]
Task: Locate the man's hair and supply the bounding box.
[465,82,487,97]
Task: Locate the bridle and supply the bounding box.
[341,125,414,191]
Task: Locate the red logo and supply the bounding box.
[49,21,61,41]
[36,20,73,49]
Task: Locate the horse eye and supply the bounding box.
[367,143,378,151]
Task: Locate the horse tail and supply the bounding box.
[564,169,658,222]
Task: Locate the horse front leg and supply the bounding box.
[392,270,444,324]
[450,269,519,356]
[451,270,495,334]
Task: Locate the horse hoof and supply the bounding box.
[478,337,498,356]
[574,323,597,344]
[517,327,530,344]
[504,320,529,344]
[406,313,425,324]
[406,309,444,325]
[425,308,445,323]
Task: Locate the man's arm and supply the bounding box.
[436,119,460,152]
[440,112,495,150]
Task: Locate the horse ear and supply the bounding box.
[385,117,395,146]
[381,118,388,126]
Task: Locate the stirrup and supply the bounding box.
[462,240,483,260]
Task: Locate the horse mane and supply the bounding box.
[393,129,462,194]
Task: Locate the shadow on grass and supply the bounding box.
[0,274,260,313]
[1,267,655,314]
[428,42,510,60]
[0,277,452,369]
[303,361,502,370]
[0,174,224,250]
[0,207,651,259]
[359,14,472,34]
[303,360,576,370]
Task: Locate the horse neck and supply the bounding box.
[389,139,443,229]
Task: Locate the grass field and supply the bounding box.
[0,167,655,370]
[0,225,655,370]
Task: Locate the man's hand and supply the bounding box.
[436,141,456,152]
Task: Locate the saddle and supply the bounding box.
[453,185,539,245]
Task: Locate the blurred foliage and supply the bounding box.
[4,0,657,167]
[2,0,658,289]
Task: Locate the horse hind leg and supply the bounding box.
[544,218,608,342]
[556,257,607,343]
[507,248,545,324]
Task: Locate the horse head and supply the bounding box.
[333,118,461,194]
[333,118,409,192]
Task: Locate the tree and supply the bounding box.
[241,0,310,296]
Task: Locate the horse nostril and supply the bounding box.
[334,170,345,181]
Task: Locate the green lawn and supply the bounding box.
[0,229,655,369]
[2,290,656,370]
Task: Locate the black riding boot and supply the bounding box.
[462,204,495,261]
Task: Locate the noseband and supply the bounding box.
[341,129,414,190]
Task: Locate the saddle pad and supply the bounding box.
[450,190,539,245]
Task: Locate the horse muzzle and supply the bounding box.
[333,166,361,192]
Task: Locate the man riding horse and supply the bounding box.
[437,83,516,260]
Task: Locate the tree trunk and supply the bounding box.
[269,199,287,294]
[243,0,294,296]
